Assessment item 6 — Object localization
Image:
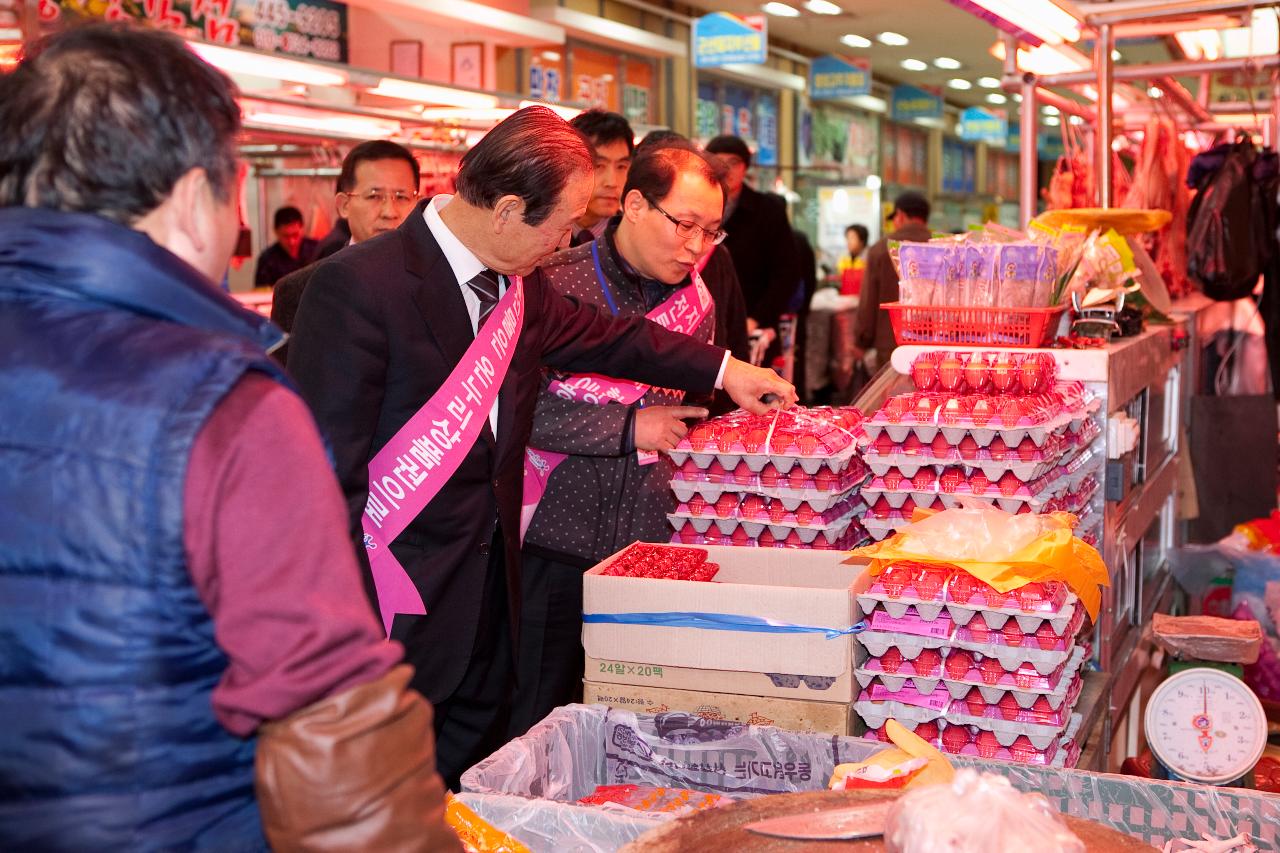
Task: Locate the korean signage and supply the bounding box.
[959,106,1007,145]
[528,60,563,104]
[809,54,871,100]
[697,80,777,168]
[941,139,976,194]
[890,84,943,122]
[39,0,348,63]
[692,12,766,68]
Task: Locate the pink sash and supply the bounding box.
[363,277,525,636]
[520,269,713,540]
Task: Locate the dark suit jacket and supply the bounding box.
[720,185,800,332]
[269,259,324,366]
[286,202,725,704]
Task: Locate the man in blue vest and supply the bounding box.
[0,23,459,851]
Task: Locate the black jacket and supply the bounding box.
[720,185,800,331]
[286,202,725,703]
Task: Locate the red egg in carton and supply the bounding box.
[855,645,1087,708]
[952,603,1085,653]
[670,473,868,514]
[861,563,1071,617]
[861,646,944,679]
[858,627,1076,676]
[856,679,1077,734]
[863,385,1094,450]
[907,351,1059,396]
[854,691,1081,754]
[863,723,1080,769]
[669,492,865,535]
[669,525,869,551]
[599,543,720,582]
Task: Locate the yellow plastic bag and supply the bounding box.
[445,794,530,853]
[849,504,1109,621]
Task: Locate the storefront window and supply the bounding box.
[799,104,879,181]
[883,121,927,189]
[522,43,655,126]
[695,77,779,168]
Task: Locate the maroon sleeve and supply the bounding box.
[184,372,402,737]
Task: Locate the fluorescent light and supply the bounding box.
[947,79,972,90]
[519,100,582,120]
[1176,29,1221,61]
[848,94,888,113]
[189,43,348,87]
[900,58,928,71]
[244,110,400,138]
[763,2,801,17]
[418,107,514,123]
[841,34,872,48]
[1042,104,1059,115]
[1012,93,1022,102]
[960,0,1080,45]
[540,51,562,62]
[805,0,843,14]
[1111,49,1122,61]
[877,31,909,46]
[986,93,1008,105]
[992,38,1091,75]
[1044,115,1061,126]
[934,56,962,70]
[978,76,1001,88]
[368,78,499,109]
[1147,86,1163,99]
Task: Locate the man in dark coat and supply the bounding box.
[286,107,795,787]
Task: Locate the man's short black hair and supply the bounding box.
[0,23,241,226]
[893,191,931,222]
[705,135,753,169]
[623,141,728,210]
[455,106,592,227]
[845,224,869,244]
[273,206,304,229]
[336,140,420,194]
[569,109,635,156]
[636,129,687,154]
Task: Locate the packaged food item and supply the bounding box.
[576,784,730,815]
[599,543,719,581]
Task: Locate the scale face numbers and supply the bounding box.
[1144,668,1267,785]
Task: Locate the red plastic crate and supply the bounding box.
[885,303,1066,348]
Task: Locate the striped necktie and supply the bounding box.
[466,268,501,330]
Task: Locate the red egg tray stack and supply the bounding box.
[597,543,721,582]
[667,407,871,550]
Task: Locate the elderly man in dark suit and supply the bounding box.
[287,106,795,788]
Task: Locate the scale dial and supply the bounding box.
[1144,668,1267,785]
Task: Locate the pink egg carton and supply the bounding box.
[864,450,1065,485]
[856,646,1086,710]
[669,526,869,551]
[668,445,861,478]
[674,406,862,457]
[669,489,865,526]
[855,681,1078,730]
[857,628,1076,675]
[908,351,1059,397]
[668,494,866,542]
[862,719,1081,769]
[671,457,869,498]
[860,597,1083,640]
[861,562,1072,616]
[856,639,1086,696]
[854,688,1080,749]
[863,429,1065,466]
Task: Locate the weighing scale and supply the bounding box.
[1144,666,1268,786]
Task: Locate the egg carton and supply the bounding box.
[907,351,1059,397]
[670,527,870,551]
[669,489,864,527]
[861,391,1095,449]
[855,693,1080,750]
[860,564,1073,619]
[854,667,1084,715]
[669,479,865,514]
[862,431,1067,467]
[860,598,1084,643]
[864,450,1069,485]
[935,472,1100,516]
[863,719,1082,768]
[855,679,1078,730]
[676,406,863,456]
[858,628,1075,674]
[668,443,860,477]
[669,497,865,542]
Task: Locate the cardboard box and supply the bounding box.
[585,655,856,702]
[583,545,869,702]
[583,681,856,735]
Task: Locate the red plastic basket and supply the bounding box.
[884,302,1066,348]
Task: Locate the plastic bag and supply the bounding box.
[447,794,532,853]
[883,769,1083,853]
[1186,140,1273,302]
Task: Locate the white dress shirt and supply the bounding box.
[423,195,501,435]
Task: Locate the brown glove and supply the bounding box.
[255,664,463,852]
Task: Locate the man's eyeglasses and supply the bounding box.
[343,189,419,205]
[645,197,727,246]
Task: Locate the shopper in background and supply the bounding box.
[839,223,869,295]
[254,204,317,286]
[705,135,800,370]
[512,142,737,736]
[0,23,458,851]
[568,109,634,247]
[286,106,795,788]
[854,191,932,370]
[271,140,421,363]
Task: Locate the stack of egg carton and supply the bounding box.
[667,407,871,550]
[853,561,1088,768]
[860,351,1103,546]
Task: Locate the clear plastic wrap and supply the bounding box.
[883,769,1084,852]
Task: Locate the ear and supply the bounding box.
[622,189,647,224]
[170,167,212,255]
[335,191,353,220]
[491,194,525,234]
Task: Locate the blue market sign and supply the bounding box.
[809,54,871,99]
[890,85,943,122]
[693,12,767,68]
[959,106,1007,145]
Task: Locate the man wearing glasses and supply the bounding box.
[510,142,732,736]
[271,140,419,362]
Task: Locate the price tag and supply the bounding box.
[869,682,951,711]
[870,610,953,639]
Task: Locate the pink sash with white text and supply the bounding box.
[519,270,713,540]
[363,278,524,636]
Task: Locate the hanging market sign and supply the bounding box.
[39,0,348,63]
[808,54,871,100]
[692,12,767,68]
[890,85,943,122]
[958,106,1007,145]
